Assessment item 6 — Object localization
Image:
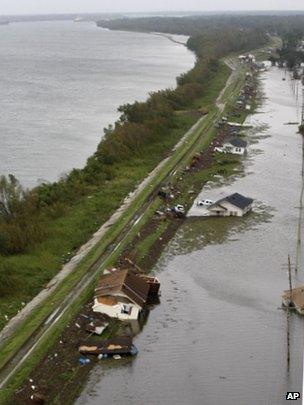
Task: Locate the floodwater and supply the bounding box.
[76,68,304,405]
[0,21,194,187]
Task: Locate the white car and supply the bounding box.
[197,199,214,207]
[172,204,185,215]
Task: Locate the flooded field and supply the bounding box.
[76,68,304,405]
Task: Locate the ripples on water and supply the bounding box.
[76,68,304,405]
[0,21,194,187]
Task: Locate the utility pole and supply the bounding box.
[301,87,304,127]
[288,255,293,296]
[287,307,290,372]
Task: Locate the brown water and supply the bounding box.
[76,68,304,405]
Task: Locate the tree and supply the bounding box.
[0,175,24,223]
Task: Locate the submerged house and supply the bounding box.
[282,286,304,315]
[93,269,150,321]
[214,138,247,155]
[208,193,253,217]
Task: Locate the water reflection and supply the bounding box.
[77,68,303,405]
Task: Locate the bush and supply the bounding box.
[0,260,19,296]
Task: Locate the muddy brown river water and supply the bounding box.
[76,68,304,405]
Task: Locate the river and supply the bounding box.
[0,21,194,187]
[76,68,304,405]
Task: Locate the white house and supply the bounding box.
[93,269,150,321]
[214,138,247,155]
[208,193,253,217]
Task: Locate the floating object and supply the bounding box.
[113,355,122,360]
[75,323,81,328]
[282,286,304,315]
[79,336,138,357]
[130,345,139,356]
[78,357,91,365]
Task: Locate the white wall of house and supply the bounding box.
[222,143,246,155]
[209,201,252,217]
[215,144,246,155]
[92,293,142,321]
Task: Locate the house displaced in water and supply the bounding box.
[208,193,253,217]
[282,286,304,315]
[93,269,160,321]
[239,53,256,64]
[214,138,247,155]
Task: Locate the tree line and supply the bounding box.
[0,15,273,256]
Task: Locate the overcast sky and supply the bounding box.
[1,0,304,15]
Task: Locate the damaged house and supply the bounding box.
[93,269,150,321]
[214,138,248,155]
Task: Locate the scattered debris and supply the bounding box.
[78,357,91,366]
[171,204,185,217]
[85,319,109,335]
[30,393,45,404]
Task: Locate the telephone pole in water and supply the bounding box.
[302,86,304,127]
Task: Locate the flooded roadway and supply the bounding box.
[76,68,304,405]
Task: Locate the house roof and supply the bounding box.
[210,193,253,210]
[95,269,150,308]
[79,336,134,355]
[226,138,247,148]
[282,286,304,309]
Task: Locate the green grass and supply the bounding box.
[194,63,231,110]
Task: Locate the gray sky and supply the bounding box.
[1,0,304,15]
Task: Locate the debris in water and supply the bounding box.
[78,357,91,365]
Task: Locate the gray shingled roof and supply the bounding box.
[226,138,247,148]
[212,193,253,210]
